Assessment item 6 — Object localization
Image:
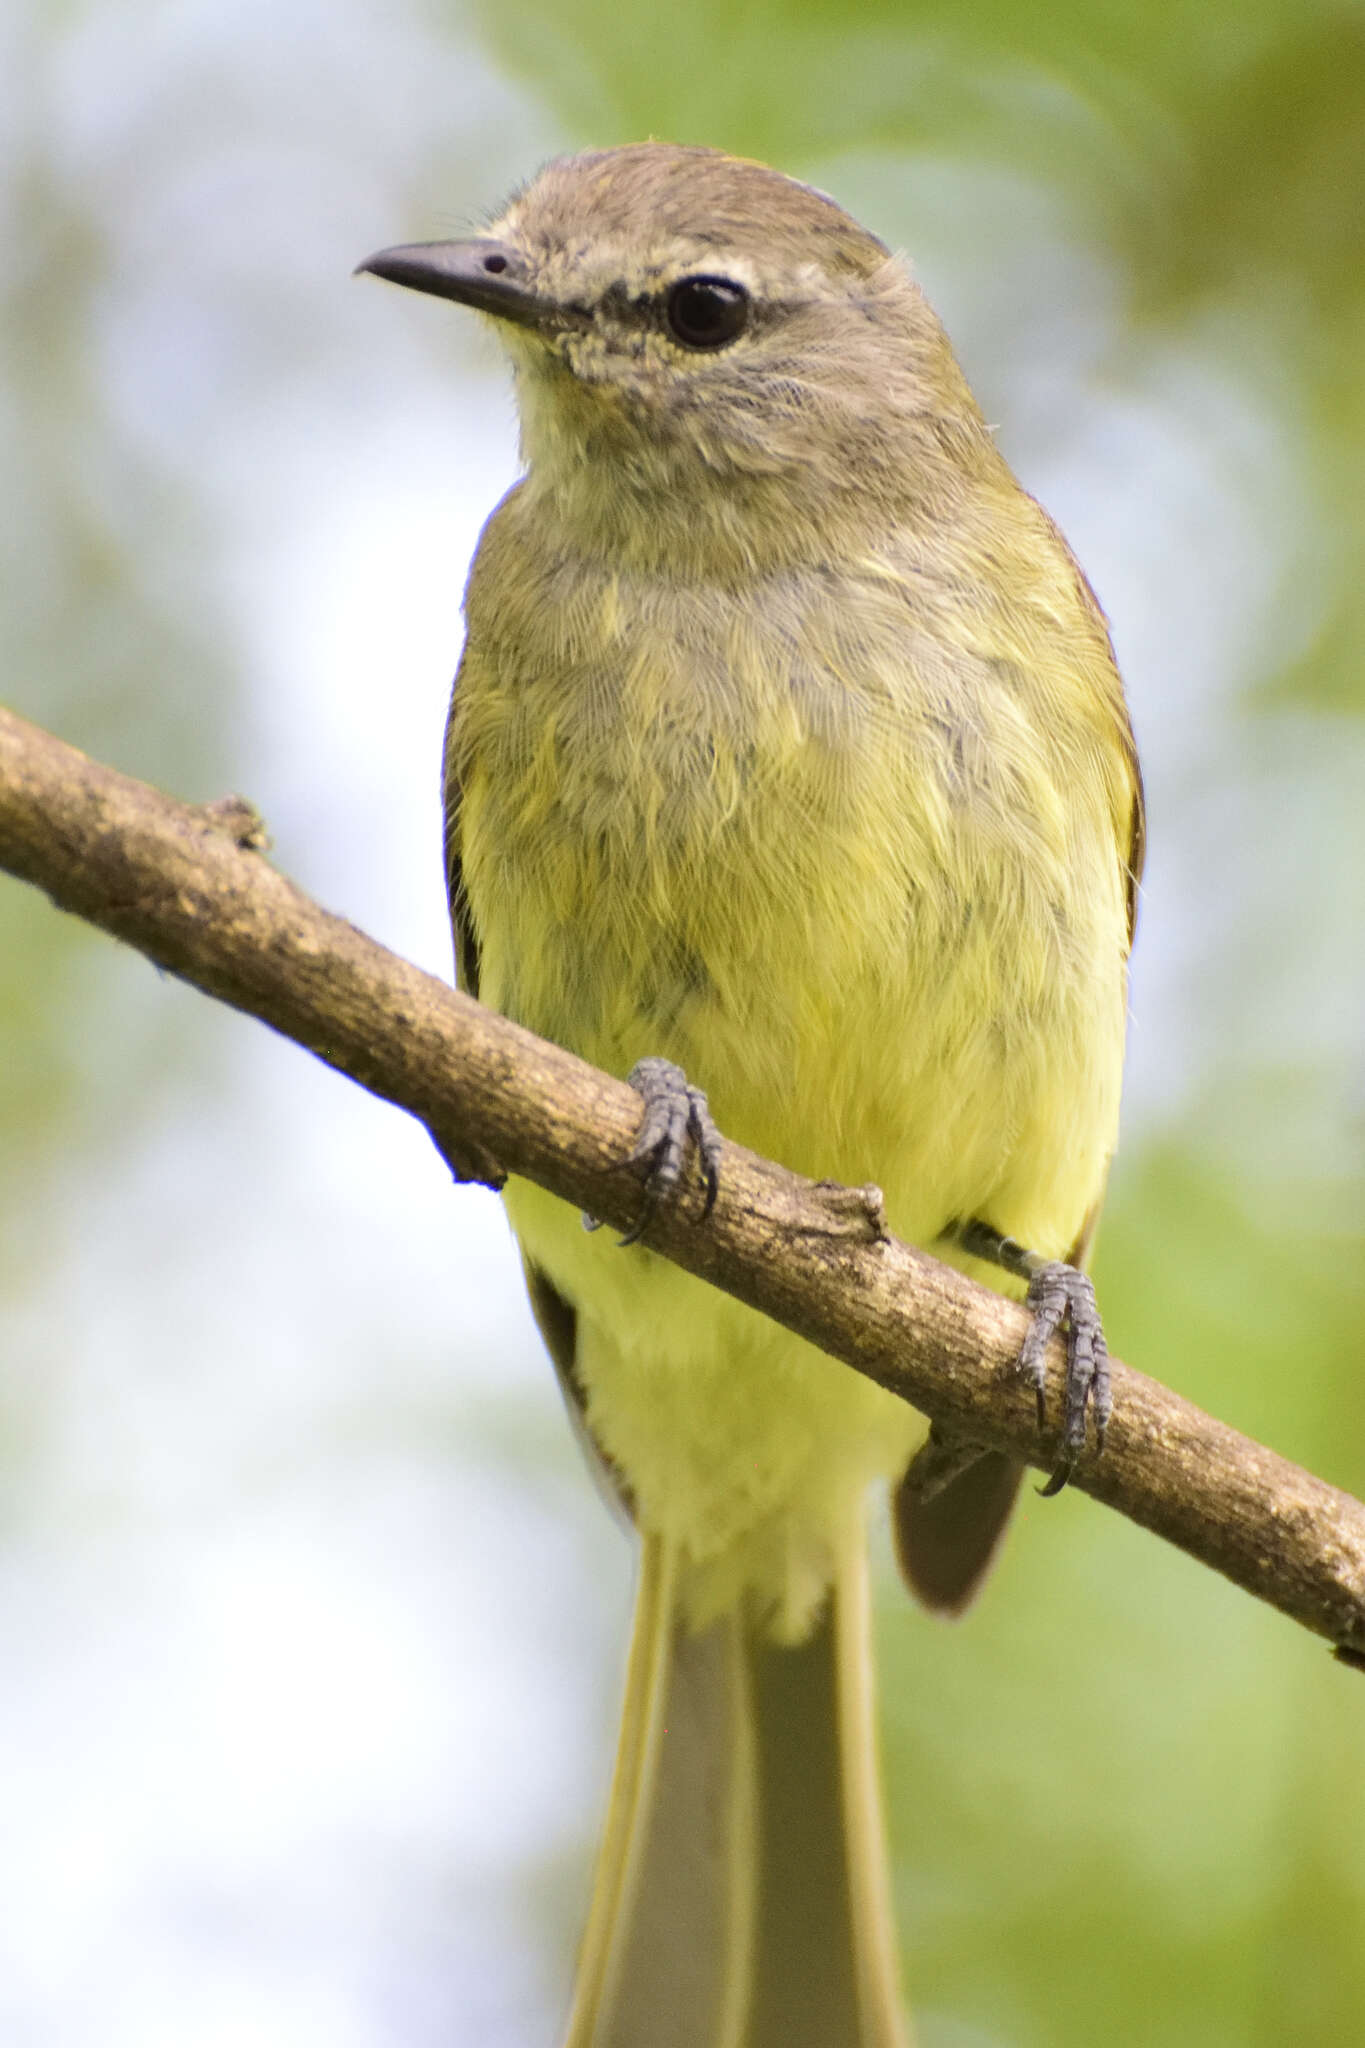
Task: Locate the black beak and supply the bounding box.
[355,239,547,329]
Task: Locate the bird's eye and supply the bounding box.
[664,276,749,350]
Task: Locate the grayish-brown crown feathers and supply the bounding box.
[493,142,892,285]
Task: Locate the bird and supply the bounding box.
[359,141,1143,2048]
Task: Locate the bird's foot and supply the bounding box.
[583,1057,723,1247]
[1018,1260,1111,1496]
[954,1220,1112,1494]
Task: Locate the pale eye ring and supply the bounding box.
[664,276,749,350]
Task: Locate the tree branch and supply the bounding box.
[3,701,1363,1666]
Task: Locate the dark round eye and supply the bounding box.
[664,276,749,350]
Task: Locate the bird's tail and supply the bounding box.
[562,1517,911,2048]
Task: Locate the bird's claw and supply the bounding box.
[1017,1261,1111,1495]
[584,1057,723,1246]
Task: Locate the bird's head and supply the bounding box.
[359,143,986,569]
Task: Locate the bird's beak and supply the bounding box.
[355,239,549,329]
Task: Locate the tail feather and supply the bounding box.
[563,1522,911,2048]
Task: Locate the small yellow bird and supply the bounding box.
[361,143,1143,2048]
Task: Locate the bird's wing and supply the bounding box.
[442,647,481,1001]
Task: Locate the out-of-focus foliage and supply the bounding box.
[3,0,1362,2042]
[0,158,229,1169]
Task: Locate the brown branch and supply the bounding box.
[3,700,1364,1666]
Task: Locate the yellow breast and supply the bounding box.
[451,508,1134,1622]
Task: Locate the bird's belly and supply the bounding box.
[465,717,1126,1624]
[470,728,1125,1252]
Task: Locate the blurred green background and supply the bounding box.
[3,0,1363,2042]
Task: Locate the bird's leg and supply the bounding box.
[953,1219,1113,1495]
[584,1057,724,1247]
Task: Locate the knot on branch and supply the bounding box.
[198,795,270,852]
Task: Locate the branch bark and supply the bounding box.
[3,701,1364,1666]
